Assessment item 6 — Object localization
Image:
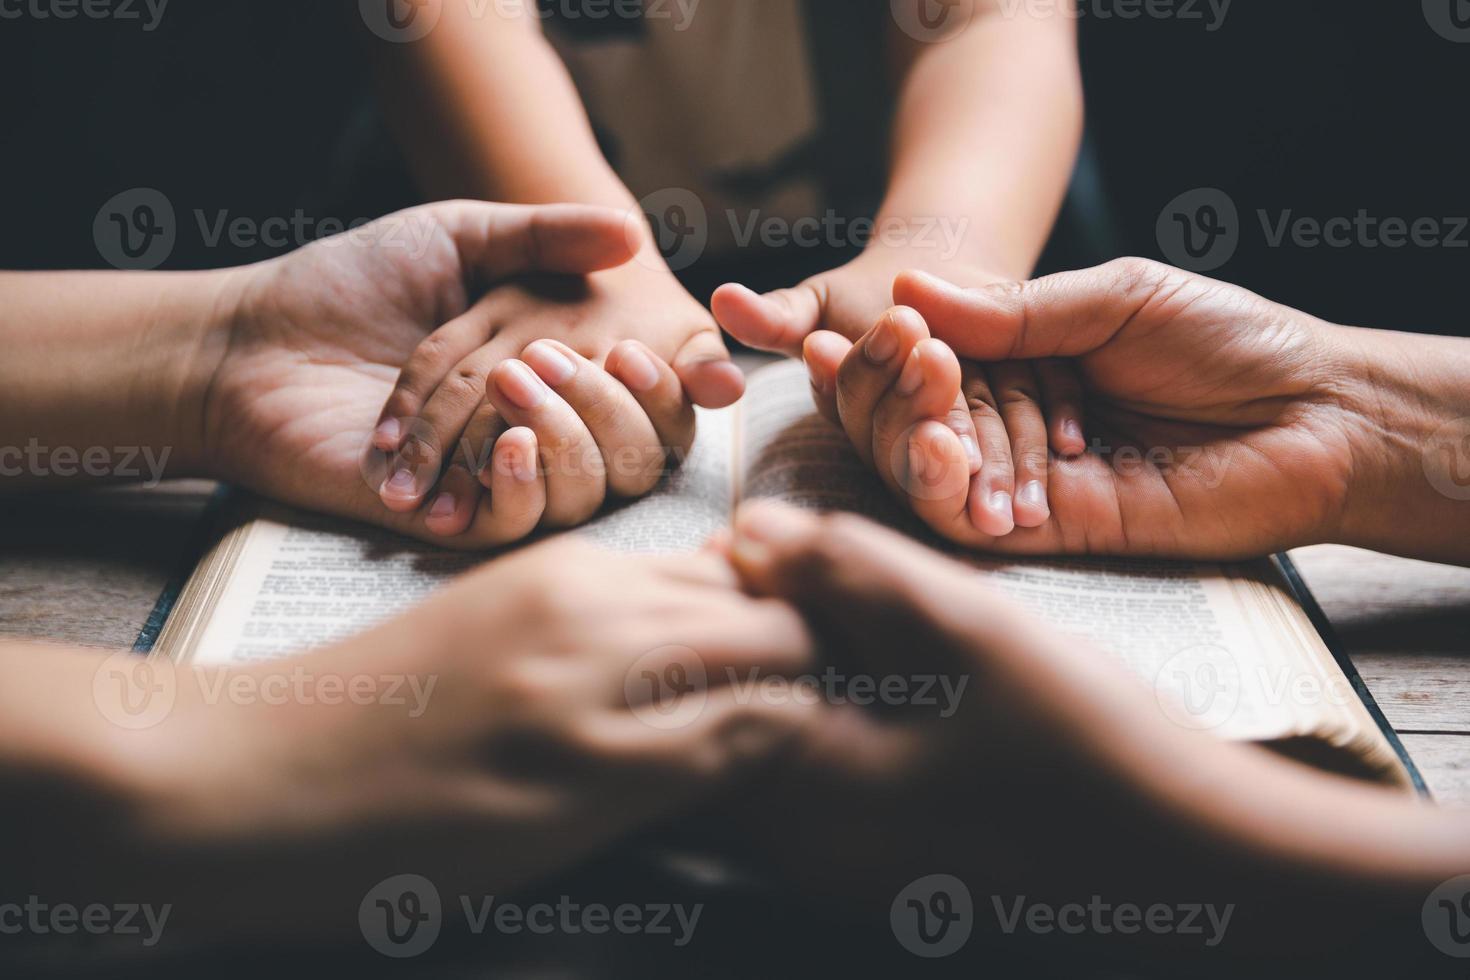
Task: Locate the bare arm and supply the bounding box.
[883,0,1084,277]
[0,269,237,490]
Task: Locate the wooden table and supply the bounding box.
[4,482,1469,802]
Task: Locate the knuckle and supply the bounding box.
[1015,448,1051,475]
[1106,256,1171,292]
[997,383,1041,409]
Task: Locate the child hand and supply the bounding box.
[803,306,1082,543]
[378,337,695,541]
[713,249,1087,534]
[372,262,736,536]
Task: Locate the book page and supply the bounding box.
[181,409,738,666]
[736,360,1305,742]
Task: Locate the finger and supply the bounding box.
[871,341,973,525]
[615,598,816,696]
[460,402,510,492]
[382,347,508,512]
[989,362,1051,529]
[891,259,1177,360]
[711,281,825,357]
[467,427,547,546]
[834,307,932,467]
[1035,358,1087,457]
[671,328,745,410]
[429,200,640,280]
[605,340,698,473]
[487,360,607,528]
[728,502,1019,673]
[597,686,819,788]
[963,366,1017,537]
[801,331,853,429]
[374,309,498,453]
[523,340,669,499]
[420,460,485,539]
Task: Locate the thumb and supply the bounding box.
[428,201,640,280]
[672,328,746,409]
[711,281,825,357]
[892,258,1178,362]
[729,501,1012,674]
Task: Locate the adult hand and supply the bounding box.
[99,537,816,943]
[816,258,1394,558]
[715,502,1462,965]
[199,201,699,547]
[714,248,1083,538]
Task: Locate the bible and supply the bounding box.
[148,359,1419,790]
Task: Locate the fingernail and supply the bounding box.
[496,361,549,410]
[384,466,416,496]
[807,358,831,396]
[429,493,457,520]
[512,451,538,483]
[374,418,401,448]
[896,348,924,396]
[865,320,899,364]
[960,435,982,471]
[1063,419,1083,442]
[1017,481,1049,516]
[524,342,577,387]
[907,436,928,486]
[614,344,661,392]
[990,490,1015,523]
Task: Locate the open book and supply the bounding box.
[151,360,1415,789]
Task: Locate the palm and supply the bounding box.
[934,266,1355,559]
[204,226,473,539]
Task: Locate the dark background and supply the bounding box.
[0,1,1465,334]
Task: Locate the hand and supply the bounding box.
[715,502,1452,963]
[872,259,1403,559]
[714,248,1083,537]
[200,201,689,548]
[717,502,1197,904]
[369,256,744,525]
[123,537,816,942]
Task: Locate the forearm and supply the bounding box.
[0,270,238,489]
[1330,323,1470,563]
[878,2,1083,277]
[368,4,636,211]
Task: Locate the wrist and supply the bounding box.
[125,264,255,478]
[1330,324,1470,560]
